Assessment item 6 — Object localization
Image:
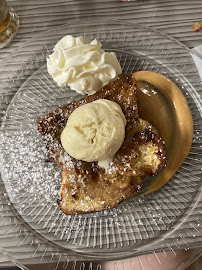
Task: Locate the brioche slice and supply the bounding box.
[37,74,167,214]
[59,126,166,214]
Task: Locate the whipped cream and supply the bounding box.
[47,35,122,95]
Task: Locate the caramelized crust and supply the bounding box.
[37,74,167,214]
[58,128,166,215]
[59,168,143,215]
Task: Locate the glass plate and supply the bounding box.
[0,20,202,262]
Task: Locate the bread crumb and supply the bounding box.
[192,21,202,31]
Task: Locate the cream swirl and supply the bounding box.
[47,35,122,95]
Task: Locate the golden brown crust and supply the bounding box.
[37,74,167,214]
[192,21,202,31]
[58,170,142,215]
[113,129,167,177]
[58,128,166,215]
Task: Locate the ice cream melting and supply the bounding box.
[61,99,126,168]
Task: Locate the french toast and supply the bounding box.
[37,74,166,214]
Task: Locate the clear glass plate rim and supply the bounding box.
[1,18,202,65]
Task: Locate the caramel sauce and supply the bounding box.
[133,71,193,194]
[0,11,10,34]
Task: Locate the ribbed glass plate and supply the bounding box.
[0,20,202,262]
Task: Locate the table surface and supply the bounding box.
[0,0,202,269]
[1,0,202,63]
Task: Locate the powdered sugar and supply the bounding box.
[0,127,61,205]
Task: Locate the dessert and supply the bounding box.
[47,35,122,95]
[37,74,167,214]
[61,99,126,168]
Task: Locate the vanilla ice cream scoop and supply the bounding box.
[61,99,126,163]
[47,35,122,95]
